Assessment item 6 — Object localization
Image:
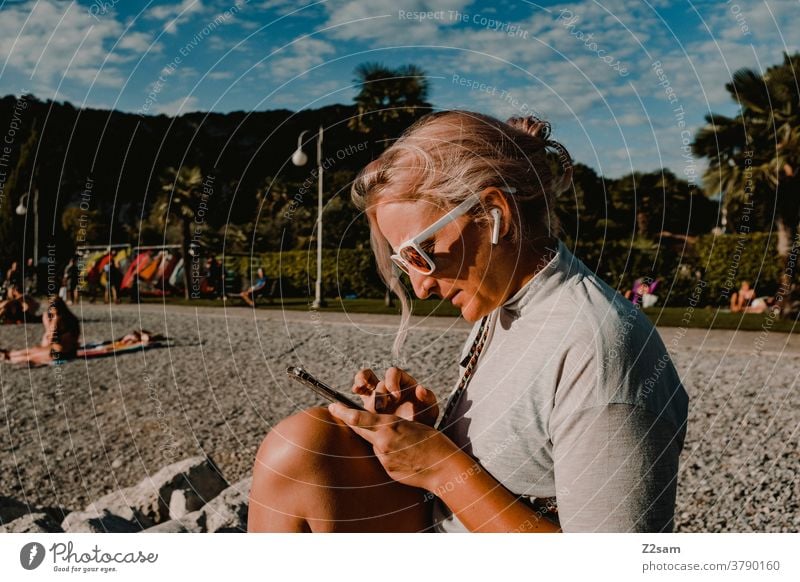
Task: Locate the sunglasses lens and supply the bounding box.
[391,256,409,275]
[400,246,434,273]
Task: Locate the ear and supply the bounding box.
[480,187,513,241]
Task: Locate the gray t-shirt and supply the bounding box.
[432,240,688,532]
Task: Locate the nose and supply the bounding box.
[407,270,437,299]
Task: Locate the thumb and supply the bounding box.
[416,385,435,405]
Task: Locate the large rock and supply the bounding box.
[63,511,144,533]
[140,476,252,533]
[61,489,154,533]
[142,510,205,533]
[203,476,252,533]
[144,456,229,524]
[0,512,64,533]
[62,456,228,532]
[0,496,32,525]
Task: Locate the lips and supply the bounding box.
[449,290,462,305]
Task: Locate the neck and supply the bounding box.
[503,237,558,304]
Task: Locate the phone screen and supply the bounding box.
[286,366,366,411]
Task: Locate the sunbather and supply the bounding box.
[0,297,80,366]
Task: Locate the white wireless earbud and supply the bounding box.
[490,208,502,245]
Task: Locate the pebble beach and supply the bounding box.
[1,302,798,532]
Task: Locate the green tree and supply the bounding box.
[61,206,108,247]
[349,62,432,305]
[0,119,38,262]
[349,62,432,148]
[693,53,800,266]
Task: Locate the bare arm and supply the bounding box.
[429,446,560,532]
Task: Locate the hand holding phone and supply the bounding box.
[351,367,439,427]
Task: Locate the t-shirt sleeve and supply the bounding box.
[551,403,685,532]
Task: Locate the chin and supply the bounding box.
[458,299,486,323]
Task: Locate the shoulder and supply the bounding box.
[542,248,687,425]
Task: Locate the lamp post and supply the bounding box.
[16,186,39,267]
[292,126,326,309]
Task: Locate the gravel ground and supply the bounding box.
[1,302,798,532]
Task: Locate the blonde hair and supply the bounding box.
[351,110,573,360]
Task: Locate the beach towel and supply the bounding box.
[138,252,162,282]
[114,249,130,274]
[76,330,169,360]
[158,253,180,288]
[121,251,152,290]
[80,252,105,288]
[168,258,184,288]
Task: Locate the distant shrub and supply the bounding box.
[692,232,782,305]
[241,249,385,299]
[229,233,786,307]
[567,233,784,307]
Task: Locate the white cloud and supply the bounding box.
[267,36,336,80]
[145,0,206,35]
[207,70,235,80]
[320,0,473,42]
[0,0,158,90]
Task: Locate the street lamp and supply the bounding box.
[15,187,39,266]
[292,126,326,309]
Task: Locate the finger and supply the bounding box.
[327,402,385,431]
[352,368,380,393]
[373,382,392,413]
[353,384,373,396]
[384,367,416,400]
[416,385,437,407]
[416,385,439,417]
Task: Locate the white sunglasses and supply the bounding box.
[390,187,516,276]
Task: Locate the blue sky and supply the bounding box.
[0,0,797,178]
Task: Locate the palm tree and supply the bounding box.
[349,62,432,150]
[350,63,432,305]
[153,166,205,299]
[693,52,800,305]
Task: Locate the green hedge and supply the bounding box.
[236,233,787,307]
[693,232,783,304]
[567,233,784,307]
[239,249,386,299]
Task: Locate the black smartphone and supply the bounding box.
[286,366,366,411]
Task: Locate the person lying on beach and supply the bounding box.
[0,297,80,366]
[248,110,689,533]
[239,268,268,307]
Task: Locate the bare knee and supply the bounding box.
[255,407,357,475]
[248,407,363,531]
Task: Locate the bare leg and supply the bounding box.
[6,345,55,366]
[240,290,255,307]
[248,407,432,532]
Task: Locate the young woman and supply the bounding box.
[248,111,689,533]
[1,297,80,366]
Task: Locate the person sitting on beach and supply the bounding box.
[248,111,689,533]
[0,285,40,324]
[624,277,659,308]
[1,297,80,365]
[730,280,768,314]
[63,257,80,305]
[239,268,268,307]
[3,261,22,294]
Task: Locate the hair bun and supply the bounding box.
[506,115,551,141]
[507,115,573,194]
